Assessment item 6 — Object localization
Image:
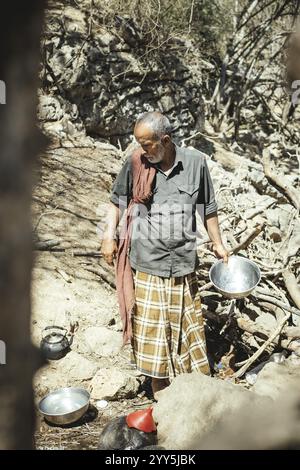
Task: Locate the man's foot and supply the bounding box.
[151,378,170,401]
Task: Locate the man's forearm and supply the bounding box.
[204,211,223,246]
[102,202,121,239]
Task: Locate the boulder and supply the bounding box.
[34,351,98,397]
[89,368,139,400]
[252,358,300,400]
[153,371,268,449]
[195,388,300,449]
[53,351,98,381]
[84,326,122,357]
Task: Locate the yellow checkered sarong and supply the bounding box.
[130,270,210,379]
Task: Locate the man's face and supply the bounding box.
[134,124,165,164]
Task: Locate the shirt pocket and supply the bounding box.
[177,184,198,204]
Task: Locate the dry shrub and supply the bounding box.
[98,0,236,58]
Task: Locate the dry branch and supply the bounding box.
[234,312,290,378]
[84,266,116,289]
[231,223,266,254]
[283,269,300,310]
[262,148,300,210]
[252,289,300,317]
[73,251,102,257]
[199,281,213,292]
[237,317,300,341]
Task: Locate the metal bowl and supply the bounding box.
[38,387,90,425]
[209,255,261,299]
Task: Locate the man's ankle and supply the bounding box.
[151,377,170,399]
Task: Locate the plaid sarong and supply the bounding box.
[130,270,210,380]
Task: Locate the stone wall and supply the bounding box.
[39,1,205,146]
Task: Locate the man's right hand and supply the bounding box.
[101,238,118,265]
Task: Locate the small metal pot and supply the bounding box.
[209,255,261,299]
[40,325,75,360]
[38,387,90,425]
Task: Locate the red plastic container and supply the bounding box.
[126,407,156,433]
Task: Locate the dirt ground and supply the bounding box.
[32,248,157,450]
[31,143,158,449]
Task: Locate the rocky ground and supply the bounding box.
[32,129,300,449]
[32,1,300,450]
[31,139,152,450]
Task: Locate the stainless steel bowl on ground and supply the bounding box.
[38,387,90,425]
[209,255,261,299]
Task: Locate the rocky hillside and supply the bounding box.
[40,0,207,147]
[33,0,300,450]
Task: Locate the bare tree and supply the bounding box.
[0,1,46,449]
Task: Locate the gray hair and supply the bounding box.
[135,111,172,138]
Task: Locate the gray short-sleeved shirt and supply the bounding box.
[110,144,218,277]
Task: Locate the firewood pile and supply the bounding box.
[183,0,300,381]
[195,138,300,381]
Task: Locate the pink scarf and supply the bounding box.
[115,147,156,345]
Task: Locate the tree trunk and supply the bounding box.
[0,1,46,450]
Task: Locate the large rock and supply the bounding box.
[153,372,268,450]
[252,358,300,400]
[89,368,139,400]
[84,327,122,357]
[53,351,98,381]
[192,357,300,449]
[34,351,98,397]
[195,388,300,449]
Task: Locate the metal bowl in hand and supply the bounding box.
[209,255,261,299]
[38,387,90,426]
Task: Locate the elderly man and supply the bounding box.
[101,111,229,399]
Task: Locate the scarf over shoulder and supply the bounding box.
[115,147,156,345]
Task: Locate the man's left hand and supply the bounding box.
[212,243,230,263]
